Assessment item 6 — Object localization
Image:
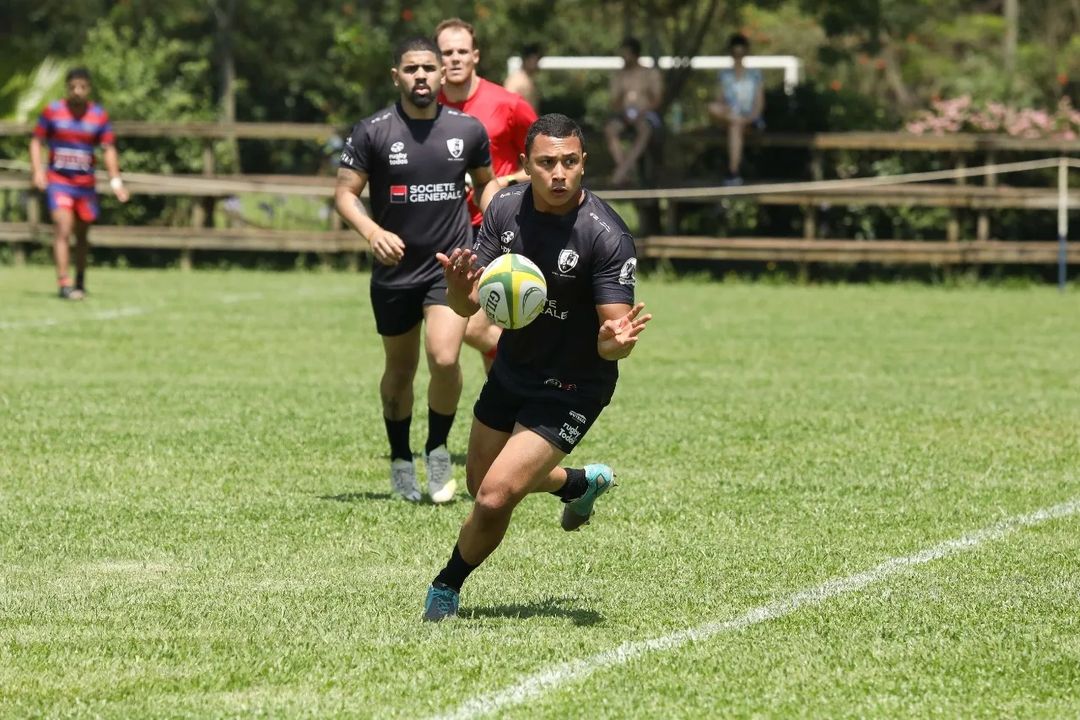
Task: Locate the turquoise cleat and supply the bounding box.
[560,463,615,531]
[423,582,460,622]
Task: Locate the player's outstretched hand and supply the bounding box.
[436,247,485,295]
[368,228,406,266]
[598,302,652,360]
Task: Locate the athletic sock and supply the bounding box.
[384,416,412,462]
[75,270,85,291]
[551,467,587,503]
[434,544,478,592]
[425,407,455,455]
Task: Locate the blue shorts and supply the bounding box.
[46,184,99,222]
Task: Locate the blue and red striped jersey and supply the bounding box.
[33,99,116,189]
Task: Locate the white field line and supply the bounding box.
[0,286,354,330]
[432,497,1080,720]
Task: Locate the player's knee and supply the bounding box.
[427,350,461,375]
[473,483,515,520]
[381,366,415,394]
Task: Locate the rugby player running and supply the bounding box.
[335,36,497,504]
[424,113,652,621]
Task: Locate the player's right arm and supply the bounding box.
[29,137,47,191]
[436,202,502,317]
[29,111,49,191]
[334,167,404,266]
[436,247,482,318]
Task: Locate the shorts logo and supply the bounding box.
[568,410,587,424]
[501,231,515,244]
[558,249,579,274]
[558,422,582,446]
[447,138,464,158]
[390,141,405,152]
[618,258,637,286]
[390,185,407,203]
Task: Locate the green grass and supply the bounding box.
[1,266,1078,718]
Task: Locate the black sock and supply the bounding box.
[75,270,85,290]
[384,416,412,462]
[425,407,455,455]
[434,544,477,592]
[551,467,587,503]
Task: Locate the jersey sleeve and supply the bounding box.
[33,108,51,139]
[472,200,504,266]
[468,121,492,170]
[592,232,637,306]
[339,122,372,174]
[97,109,116,146]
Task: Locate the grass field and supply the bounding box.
[1,266,1078,719]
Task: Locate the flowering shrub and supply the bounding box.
[906,96,1080,140]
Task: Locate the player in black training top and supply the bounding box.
[423,113,652,621]
[335,36,497,506]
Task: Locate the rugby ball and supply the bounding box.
[477,253,547,329]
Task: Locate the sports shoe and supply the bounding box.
[390,458,421,502]
[424,445,456,504]
[423,581,459,622]
[560,463,615,531]
[58,285,85,301]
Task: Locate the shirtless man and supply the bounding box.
[503,43,542,109]
[603,37,663,187]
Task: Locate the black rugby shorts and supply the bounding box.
[473,369,605,455]
[369,275,449,336]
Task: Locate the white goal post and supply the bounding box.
[506,55,802,94]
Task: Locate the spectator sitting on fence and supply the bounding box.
[503,43,542,110]
[604,37,663,187]
[707,32,765,186]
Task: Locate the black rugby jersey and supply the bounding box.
[474,185,637,403]
[341,102,491,288]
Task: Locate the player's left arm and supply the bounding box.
[469,165,498,214]
[597,302,652,361]
[101,144,129,202]
[593,231,651,360]
[98,116,129,203]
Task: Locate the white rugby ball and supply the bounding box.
[477,253,548,330]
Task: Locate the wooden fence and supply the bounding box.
[1,121,1077,268]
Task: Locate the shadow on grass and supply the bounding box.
[317,491,468,507]
[461,596,603,626]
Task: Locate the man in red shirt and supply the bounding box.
[30,67,129,300]
[436,18,538,373]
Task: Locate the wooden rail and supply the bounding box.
[1,122,1074,269]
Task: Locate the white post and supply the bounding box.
[1059,156,1068,292]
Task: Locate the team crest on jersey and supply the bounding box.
[618,258,638,286]
[558,249,580,274]
[500,231,515,253]
[446,138,464,159]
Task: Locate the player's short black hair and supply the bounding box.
[620,37,642,56]
[522,43,542,59]
[393,36,441,65]
[525,113,586,156]
[66,67,91,83]
[728,33,750,51]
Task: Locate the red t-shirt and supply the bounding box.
[438,77,538,227]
